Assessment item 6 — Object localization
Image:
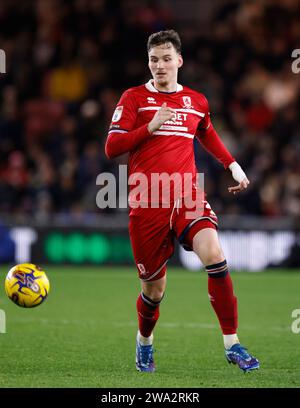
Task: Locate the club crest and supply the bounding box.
[137,263,147,275]
[182,96,193,109]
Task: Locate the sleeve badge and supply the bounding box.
[112,106,123,122]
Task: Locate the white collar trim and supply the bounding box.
[145,79,183,93]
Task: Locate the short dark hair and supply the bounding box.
[147,29,181,54]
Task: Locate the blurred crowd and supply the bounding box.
[0,0,300,222]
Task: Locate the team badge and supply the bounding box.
[112,106,123,122]
[182,96,193,108]
[137,263,147,276]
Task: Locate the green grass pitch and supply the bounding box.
[0,266,299,388]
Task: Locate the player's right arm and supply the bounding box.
[105,90,175,159]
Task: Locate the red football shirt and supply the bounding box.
[105,79,234,208]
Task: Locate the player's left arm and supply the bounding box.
[196,96,249,195]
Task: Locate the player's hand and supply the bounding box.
[228,178,250,194]
[228,161,250,195]
[147,102,176,133]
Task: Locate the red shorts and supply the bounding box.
[129,194,218,282]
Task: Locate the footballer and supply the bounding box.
[105,30,259,373]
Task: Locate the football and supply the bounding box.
[5,263,50,308]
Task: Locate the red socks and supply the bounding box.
[136,260,237,338]
[136,292,162,338]
[206,260,238,335]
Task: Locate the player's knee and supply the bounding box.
[206,253,224,266]
[141,275,166,302]
[153,292,164,303]
[200,245,224,266]
[141,291,164,307]
[142,284,165,302]
[142,289,164,303]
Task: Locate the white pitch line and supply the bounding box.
[113,321,217,329]
[9,318,293,332]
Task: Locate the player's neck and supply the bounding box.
[153,79,178,93]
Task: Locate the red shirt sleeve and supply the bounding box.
[105,90,152,159]
[196,96,235,169]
